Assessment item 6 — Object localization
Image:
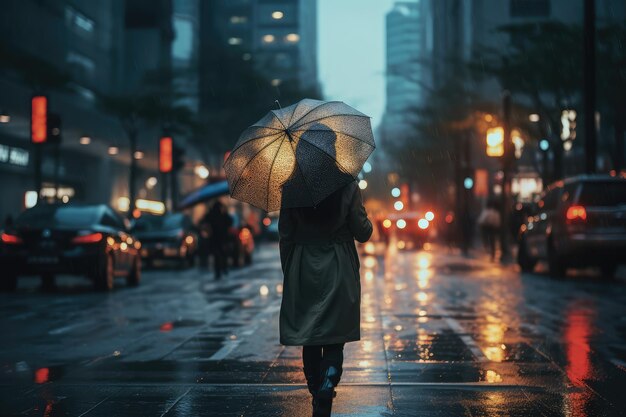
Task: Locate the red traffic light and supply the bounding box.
[159,136,173,173]
[31,96,48,144]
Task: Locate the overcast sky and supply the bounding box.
[318,0,395,130]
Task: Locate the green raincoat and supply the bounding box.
[278,181,373,346]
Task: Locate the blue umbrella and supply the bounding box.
[177,180,230,210]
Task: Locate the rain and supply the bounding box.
[1,0,626,416]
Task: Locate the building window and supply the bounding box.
[262,34,276,44]
[510,0,550,18]
[230,16,248,24]
[65,6,95,36]
[285,33,300,43]
[66,51,95,78]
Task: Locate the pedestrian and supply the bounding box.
[278,127,373,417]
[477,199,501,261]
[204,200,233,279]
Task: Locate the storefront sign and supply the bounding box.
[0,144,29,167]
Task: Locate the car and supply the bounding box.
[386,211,434,249]
[132,213,198,268]
[0,204,141,292]
[518,175,626,278]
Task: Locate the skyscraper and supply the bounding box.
[382,1,423,142]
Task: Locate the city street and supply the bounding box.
[1,242,625,416]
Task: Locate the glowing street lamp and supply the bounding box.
[486,127,504,157]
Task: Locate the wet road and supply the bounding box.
[1,242,626,416]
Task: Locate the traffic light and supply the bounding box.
[47,113,62,144]
[462,168,474,190]
[172,145,185,171]
[31,96,48,144]
[159,136,173,173]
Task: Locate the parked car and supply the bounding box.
[0,204,141,291]
[518,175,626,278]
[132,213,197,268]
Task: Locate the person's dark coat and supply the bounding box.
[278,181,373,346]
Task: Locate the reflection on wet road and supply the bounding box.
[1,243,625,416]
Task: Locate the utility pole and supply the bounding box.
[583,0,596,174]
[500,91,512,263]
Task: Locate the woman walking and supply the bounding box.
[279,180,372,416]
[223,99,375,416]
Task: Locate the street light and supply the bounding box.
[0,110,10,123]
[79,135,91,145]
[486,127,504,157]
[529,114,540,122]
[363,161,372,173]
[108,146,119,156]
[358,179,368,189]
[539,139,550,151]
[394,201,404,211]
[391,187,401,198]
[194,165,209,179]
[133,151,144,160]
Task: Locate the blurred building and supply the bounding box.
[0,0,183,220]
[417,0,626,193]
[199,0,319,101]
[381,1,423,142]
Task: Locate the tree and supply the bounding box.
[470,20,626,177]
[99,91,198,216]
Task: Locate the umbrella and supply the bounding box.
[224,99,375,212]
[177,180,230,210]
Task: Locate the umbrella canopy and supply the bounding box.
[224,99,375,212]
[177,180,229,210]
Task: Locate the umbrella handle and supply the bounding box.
[275,100,282,109]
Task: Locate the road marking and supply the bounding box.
[429,302,489,362]
[159,387,191,417]
[208,340,242,361]
[48,321,94,335]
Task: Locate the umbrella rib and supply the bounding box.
[291,128,376,149]
[291,113,371,130]
[285,100,301,128]
[227,131,284,161]
[285,100,342,129]
[287,138,317,207]
[265,133,287,211]
[230,135,284,198]
[270,110,289,130]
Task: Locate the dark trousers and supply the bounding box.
[210,241,226,278]
[302,343,344,388]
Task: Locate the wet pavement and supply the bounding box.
[1,242,626,416]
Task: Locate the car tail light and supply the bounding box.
[566,205,587,222]
[72,233,103,244]
[1,232,23,244]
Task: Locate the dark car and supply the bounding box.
[132,213,197,268]
[0,204,141,291]
[387,211,433,249]
[518,175,626,278]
